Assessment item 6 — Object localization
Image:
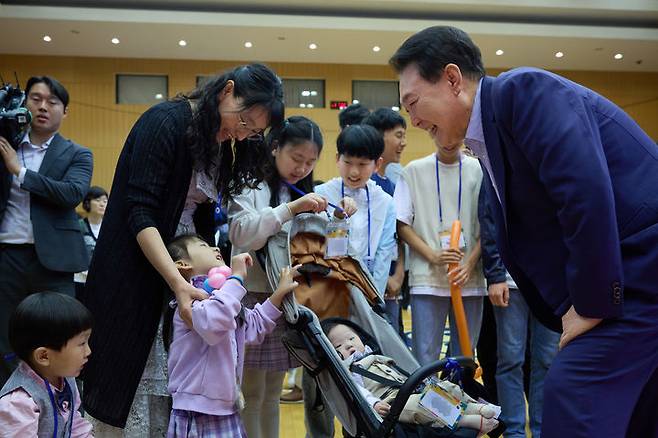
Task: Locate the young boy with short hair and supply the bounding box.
[0,292,93,437]
[315,124,397,297]
[363,108,408,331]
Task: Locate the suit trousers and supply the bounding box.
[542,289,658,438]
[0,244,73,385]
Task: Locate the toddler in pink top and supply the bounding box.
[165,234,299,438]
[0,292,93,437]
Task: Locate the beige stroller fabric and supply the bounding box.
[263,213,420,435]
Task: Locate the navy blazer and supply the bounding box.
[479,68,658,331]
[0,133,93,272]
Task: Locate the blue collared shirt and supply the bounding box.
[0,133,54,244]
[464,78,502,205]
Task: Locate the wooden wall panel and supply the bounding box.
[2,54,656,191]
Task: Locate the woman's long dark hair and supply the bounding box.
[263,116,323,207]
[183,64,285,200]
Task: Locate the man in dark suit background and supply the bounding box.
[391,26,658,437]
[0,76,93,384]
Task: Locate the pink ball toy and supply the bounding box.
[217,265,232,277]
[209,265,232,277]
[207,273,227,290]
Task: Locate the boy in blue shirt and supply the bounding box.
[363,108,408,331]
[316,124,397,297]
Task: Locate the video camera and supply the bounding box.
[0,82,32,149]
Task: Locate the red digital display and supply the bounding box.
[330,101,349,110]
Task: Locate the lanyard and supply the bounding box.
[341,182,371,258]
[44,378,73,438]
[435,155,462,226]
[283,182,344,214]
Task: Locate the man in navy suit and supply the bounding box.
[0,76,93,385]
[391,26,658,437]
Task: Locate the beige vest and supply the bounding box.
[401,153,485,292]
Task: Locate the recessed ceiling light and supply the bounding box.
[614,53,623,60]
[111,37,120,45]
[301,90,311,97]
[244,41,253,48]
[309,43,318,50]
[299,103,306,108]
[352,99,359,104]
[155,93,164,99]
[555,51,564,58]
[178,40,187,47]
[391,106,400,111]
[307,104,314,108]
[310,91,318,96]
[43,35,52,42]
[495,49,504,56]
[372,46,381,52]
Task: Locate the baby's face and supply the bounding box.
[328,324,366,360]
[185,238,225,275]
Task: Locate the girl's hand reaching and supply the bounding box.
[288,193,328,215]
[270,265,301,308]
[230,253,253,280]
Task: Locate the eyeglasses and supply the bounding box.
[237,112,265,141]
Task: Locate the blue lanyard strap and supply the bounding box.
[44,378,74,438]
[435,155,462,226]
[283,182,344,213]
[341,182,371,257]
[44,378,58,438]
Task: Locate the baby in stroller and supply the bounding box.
[323,320,501,437]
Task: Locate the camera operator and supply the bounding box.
[0,76,92,384]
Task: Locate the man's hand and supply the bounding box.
[0,136,21,175]
[488,282,510,307]
[559,305,603,350]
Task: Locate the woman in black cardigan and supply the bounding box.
[81,64,284,430]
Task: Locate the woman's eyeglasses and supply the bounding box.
[237,112,265,141]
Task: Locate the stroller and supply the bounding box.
[262,213,504,438]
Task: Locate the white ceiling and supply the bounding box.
[1,0,657,72]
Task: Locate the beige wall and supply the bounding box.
[2,54,657,190]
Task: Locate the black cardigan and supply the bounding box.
[82,100,214,427]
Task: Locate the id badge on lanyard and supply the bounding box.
[439,229,466,251]
[325,217,350,259]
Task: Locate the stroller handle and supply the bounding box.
[379,356,477,436]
